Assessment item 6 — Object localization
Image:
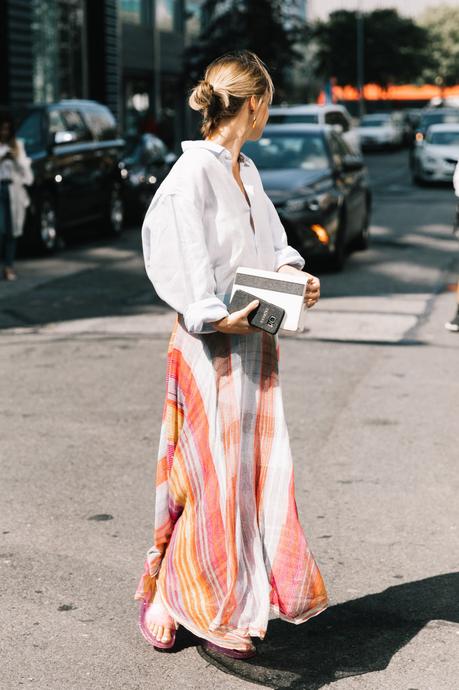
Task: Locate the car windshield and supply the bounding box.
[420,112,459,129]
[243,132,329,171]
[360,117,389,127]
[269,113,319,124]
[427,130,459,146]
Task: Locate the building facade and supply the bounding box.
[0,0,191,148]
[0,0,120,117]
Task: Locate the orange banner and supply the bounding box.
[318,83,459,102]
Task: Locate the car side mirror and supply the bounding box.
[342,154,364,172]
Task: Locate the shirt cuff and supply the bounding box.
[275,246,305,271]
[183,296,229,334]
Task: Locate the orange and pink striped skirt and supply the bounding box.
[135,317,328,649]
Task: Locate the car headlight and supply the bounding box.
[285,197,323,213]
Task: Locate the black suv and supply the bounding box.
[16,100,125,251]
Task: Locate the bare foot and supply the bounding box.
[145,587,177,644]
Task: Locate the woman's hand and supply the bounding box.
[277,264,320,309]
[212,299,259,334]
[305,275,320,309]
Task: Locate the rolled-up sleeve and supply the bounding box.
[265,193,305,271]
[142,193,229,333]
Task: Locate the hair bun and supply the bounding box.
[189,80,216,112]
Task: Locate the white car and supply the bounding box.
[412,123,459,185]
[357,113,404,149]
[269,104,360,153]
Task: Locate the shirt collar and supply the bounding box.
[181,139,250,166]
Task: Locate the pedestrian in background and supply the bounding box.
[445,161,459,331]
[0,111,33,281]
[134,50,328,659]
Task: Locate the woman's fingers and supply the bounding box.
[305,276,320,308]
[240,299,259,317]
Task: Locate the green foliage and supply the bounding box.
[185,0,307,100]
[312,9,433,88]
[419,5,459,87]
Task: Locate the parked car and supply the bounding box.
[120,133,176,220]
[15,99,125,252]
[411,124,459,185]
[356,113,404,150]
[269,104,361,154]
[243,124,371,270]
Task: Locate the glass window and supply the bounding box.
[16,111,44,155]
[428,130,459,146]
[49,110,68,135]
[32,0,59,103]
[61,111,91,142]
[120,0,142,24]
[157,0,174,31]
[185,0,203,44]
[83,107,117,140]
[243,133,329,171]
[120,0,153,24]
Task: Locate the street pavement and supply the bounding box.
[1,149,458,690]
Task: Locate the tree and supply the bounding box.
[419,5,459,87]
[312,9,433,88]
[185,0,306,101]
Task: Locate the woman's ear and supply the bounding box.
[248,94,258,113]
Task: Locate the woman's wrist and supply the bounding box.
[277,263,303,275]
[211,316,228,331]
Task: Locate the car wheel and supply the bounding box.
[36,196,59,253]
[352,203,370,252]
[330,209,347,271]
[106,182,124,234]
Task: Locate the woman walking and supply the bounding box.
[134,50,328,659]
[0,112,33,280]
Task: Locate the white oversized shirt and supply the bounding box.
[141,139,305,333]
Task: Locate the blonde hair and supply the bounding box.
[189,50,274,138]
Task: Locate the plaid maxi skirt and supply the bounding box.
[134,317,328,649]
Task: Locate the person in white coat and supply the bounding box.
[445,162,459,331]
[0,112,34,280]
[134,51,328,659]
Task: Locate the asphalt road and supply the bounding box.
[1,149,458,690]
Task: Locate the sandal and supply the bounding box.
[201,639,257,659]
[138,593,178,651]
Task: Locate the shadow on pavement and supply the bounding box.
[197,573,458,690]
